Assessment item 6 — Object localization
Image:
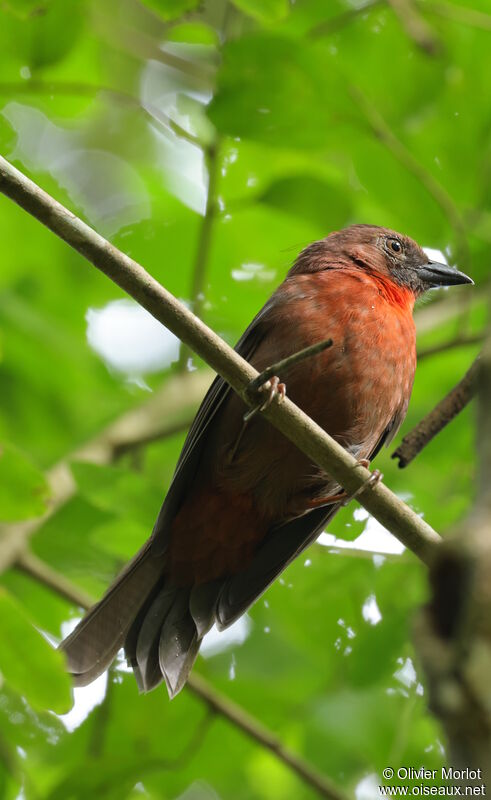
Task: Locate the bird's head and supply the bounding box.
[293,224,473,296]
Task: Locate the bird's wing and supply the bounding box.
[215,416,402,629]
[150,304,272,555]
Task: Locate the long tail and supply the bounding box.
[60,543,221,698]
[61,506,339,698]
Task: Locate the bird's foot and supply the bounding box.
[305,461,381,509]
[243,375,286,422]
[344,468,383,506]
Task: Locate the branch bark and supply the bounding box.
[414,307,491,781]
[179,138,220,369]
[0,155,442,565]
[392,355,479,468]
[417,332,483,361]
[387,0,440,54]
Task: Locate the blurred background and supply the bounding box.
[0,0,488,797]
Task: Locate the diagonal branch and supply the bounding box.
[15,553,349,800]
[0,369,212,574]
[421,0,491,32]
[310,0,385,37]
[392,354,480,468]
[0,80,203,148]
[179,138,221,369]
[351,84,471,278]
[413,307,491,780]
[387,0,440,54]
[0,155,442,565]
[417,332,484,360]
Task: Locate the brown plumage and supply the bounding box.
[61,224,472,697]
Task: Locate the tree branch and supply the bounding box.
[351,84,471,278]
[0,80,204,149]
[247,338,333,393]
[179,138,221,369]
[422,0,491,32]
[392,355,479,468]
[417,332,484,360]
[310,0,385,38]
[414,308,491,780]
[187,674,349,800]
[387,0,440,54]
[0,155,442,565]
[0,368,212,574]
[14,554,349,800]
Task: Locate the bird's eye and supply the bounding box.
[387,238,402,254]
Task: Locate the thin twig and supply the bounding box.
[14,556,348,800]
[87,667,114,758]
[0,80,204,148]
[387,0,440,54]
[392,355,480,468]
[421,0,491,32]
[351,84,471,278]
[179,139,221,369]
[414,317,491,778]
[0,369,212,574]
[112,418,192,459]
[417,332,484,360]
[0,155,443,565]
[310,0,385,37]
[187,673,348,800]
[111,23,216,85]
[17,551,94,609]
[247,339,334,394]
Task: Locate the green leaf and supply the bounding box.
[230,0,289,23]
[0,0,84,68]
[209,34,352,148]
[260,175,352,230]
[0,442,50,522]
[0,588,71,712]
[70,461,163,528]
[167,21,219,45]
[139,0,200,21]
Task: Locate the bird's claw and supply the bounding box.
[244,375,286,422]
[343,468,383,506]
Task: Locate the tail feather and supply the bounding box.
[60,544,220,699]
[60,542,164,687]
[60,509,339,697]
[133,586,182,692]
[189,580,222,639]
[158,591,200,699]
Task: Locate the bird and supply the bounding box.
[60,224,472,698]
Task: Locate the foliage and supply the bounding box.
[0,0,487,797]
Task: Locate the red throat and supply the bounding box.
[370,273,415,312]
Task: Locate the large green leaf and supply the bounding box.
[230,0,289,23]
[139,0,200,21]
[0,588,71,713]
[0,442,50,522]
[0,0,84,68]
[209,34,353,148]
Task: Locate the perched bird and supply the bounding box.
[61,224,472,698]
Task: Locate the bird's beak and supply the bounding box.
[418,260,474,288]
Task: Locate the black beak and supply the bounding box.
[418,260,474,288]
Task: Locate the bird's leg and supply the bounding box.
[243,375,286,422]
[305,461,382,508]
[243,338,332,423]
[227,420,249,463]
